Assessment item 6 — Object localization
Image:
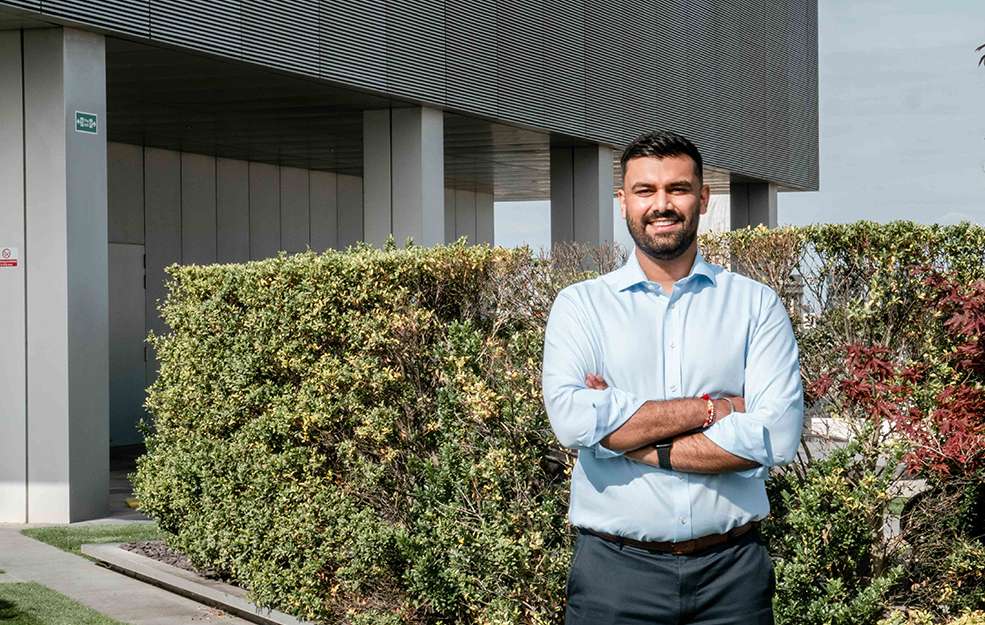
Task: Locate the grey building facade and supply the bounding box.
[0,0,818,522]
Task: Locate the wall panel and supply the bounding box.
[107,141,143,245]
[143,147,180,386]
[249,162,281,260]
[181,152,217,265]
[337,173,363,248]
[108,242,145,447]
[280,166,310,254]
[309,170,338,251]
[217,157,250,263]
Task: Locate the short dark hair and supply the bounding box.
[619,131,703,182]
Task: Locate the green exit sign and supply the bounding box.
[75,111,97,134]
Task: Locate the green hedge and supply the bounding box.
[134,223,985,624]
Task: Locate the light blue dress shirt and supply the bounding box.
[542,247,804,542]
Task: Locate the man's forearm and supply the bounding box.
[624,431,761,474]
[599,398,731,452]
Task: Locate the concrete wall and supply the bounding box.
[107,141,364,447]
[444,188,494,246]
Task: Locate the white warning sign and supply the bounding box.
[0,247,18,268]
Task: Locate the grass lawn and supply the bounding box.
[0,582,129,624]
[20,524,161,559]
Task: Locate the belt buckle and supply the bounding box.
[671,539,696,555]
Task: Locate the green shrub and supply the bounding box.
[135,243,601,623]
[135,223,985,623]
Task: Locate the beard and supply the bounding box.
[626,207,701,261]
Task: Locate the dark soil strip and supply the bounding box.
[119,541,240,587]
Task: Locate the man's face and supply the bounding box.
[618,155,710,261]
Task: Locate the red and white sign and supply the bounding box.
[0,247,18,268]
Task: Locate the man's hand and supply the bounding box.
[585,373,609,390]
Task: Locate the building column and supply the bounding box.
[0,27,109,523]
[0,30,28,523]
[363,107,444,248]
[550,145,614,246]
[729,180,777,229]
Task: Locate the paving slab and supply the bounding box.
[0,528,255,625]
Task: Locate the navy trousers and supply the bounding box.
[565,528,775,625]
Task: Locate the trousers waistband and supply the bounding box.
[581,520,754,555]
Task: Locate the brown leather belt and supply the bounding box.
[583,520,754,555]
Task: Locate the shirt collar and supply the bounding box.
[603,247,718,291]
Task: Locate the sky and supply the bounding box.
[495,0,985,249]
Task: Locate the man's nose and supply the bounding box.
[655,190,674,211]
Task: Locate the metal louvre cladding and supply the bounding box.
[43,0,149,36]
[6,0,818,190]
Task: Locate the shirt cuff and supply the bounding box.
[703,412,774,468]
[590,390,647,459]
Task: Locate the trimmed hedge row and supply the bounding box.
[134,223,985,624]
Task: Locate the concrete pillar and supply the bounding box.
[0,28,109,523]
[0,31,28,523]
[729,181,777,229]
[550,145,614,246]
[363,107,444,248]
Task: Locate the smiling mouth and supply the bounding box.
[645,219,682,233]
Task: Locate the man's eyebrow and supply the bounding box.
[631,182,655,191]
[667,180,693,189]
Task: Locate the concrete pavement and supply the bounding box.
[0,527,255,624]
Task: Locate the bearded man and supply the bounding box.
[542,131,803,624]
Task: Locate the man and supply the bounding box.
[542,131,803,624]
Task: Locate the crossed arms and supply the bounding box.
[585,374,759,474]
[541,289,804,477]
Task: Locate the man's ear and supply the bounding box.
[617,188,627,219]
[699,184,710,215]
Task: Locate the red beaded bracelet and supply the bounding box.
[700,394,716,428]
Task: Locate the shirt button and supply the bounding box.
[680,516,687,524]
[669,384,677,392]
[668,303,676,310]
[678,473,685,480]
[670,341,676,348]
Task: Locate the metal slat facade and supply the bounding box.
[42,0,149,36]
[3,0,39,10]
[387,0,445,103]
[242,0,319,76]
[446,0,498,117]
[496,0,548,130]
[582,0,626,146]
[151,0,242,58]
[542,0,586,137]
[3,0,819,190]
[320,0,387,91]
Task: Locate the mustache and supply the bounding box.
[643,211,684,224]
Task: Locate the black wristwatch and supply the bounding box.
[653,440,673,471]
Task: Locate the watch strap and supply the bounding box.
[654,442,673,471]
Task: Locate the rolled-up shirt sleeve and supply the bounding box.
[703,289,804,470]
[542,291,647,458]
